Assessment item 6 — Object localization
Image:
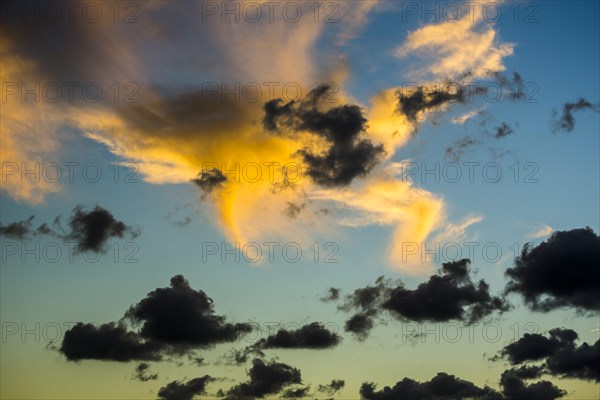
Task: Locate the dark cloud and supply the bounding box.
[157,376,215,400]
[494,328,600,382]
[396,85,466,122]
[360,372,502,400]
[383,259,510,323]
[60,276,252,361]
[505,227,600,313]
[192,168,227,196]
[499,368,565,400]
[132,362,158,381]
[0,215,35,239]
[59,323,161,362]
[331,260,508,340]
[223,358,302,400]
[317,379,345,395]
[124,275,253,350]
[493,122,515,138]
[344,313,375,341]
[66,205,139,253]
[552,98,600,132]
[281,385,311,398]
[320,287,341,302]
[263,85,385,187]
[0,206,139,254]
[256,322,341,350]
[493,328,578,365]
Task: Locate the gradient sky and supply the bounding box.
[1,1,599,399]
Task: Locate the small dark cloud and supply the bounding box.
[360,372,501,400]
[0,206,139,254]
[192,168,227,197]
[60,323,161,362]
[67,205,139,253]
[263,84,385,187]
[320,288,341,302]
[256,322,341,350]
[505,227,600,313]
[396,85,466,122]
[552,98,600,132]
[223,358,302,399]
[317,379,345,395]
[60,276,252,362]
[0,215,35,239]
[493,122,515,138]
[344,313,375,342]
[132,362,158,381]
[494,328,600,382]
[157,375,215,400]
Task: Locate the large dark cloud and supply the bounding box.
[360,369,565,400]
[0,205,139,253]
[59,323,162,362]
[359,372,502,400]
[223,358,302,400]
[60,275,252,361]
[157,376,215,400]
[256,322,341,350]
[494,328,600,382]
[505,227,600,313]
[383,259,510,323]
[552,98,600,132]
[124,275,252,350]
[332,260,508,340]
[263,85,385,187]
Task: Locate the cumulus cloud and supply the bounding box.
[505,227,600,313]
[494,327,600,382]
[132,362,158,381]
[359,372,501,400]
[60,275,252,361]
[331,259,508,340]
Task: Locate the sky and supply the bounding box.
[0,1,599,399]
